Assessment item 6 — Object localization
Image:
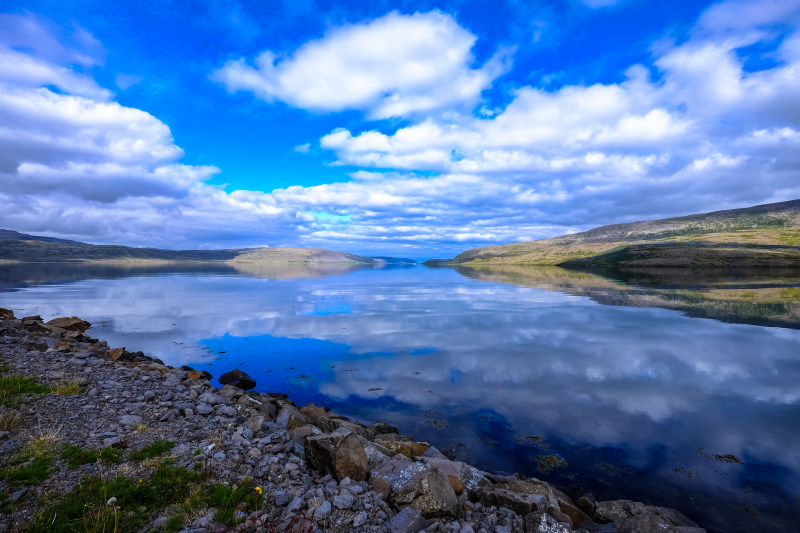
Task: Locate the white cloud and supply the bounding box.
[211,11,512,119]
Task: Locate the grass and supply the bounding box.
[0,375,50,406]
[1,456,54,485]
[61,444,123,469]
[206,479,263,525]
[130,440,175,461]
[30,459,201,533]
[52,381,83,396]
[0,410,23,431]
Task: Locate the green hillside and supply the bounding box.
[450,199,800,267]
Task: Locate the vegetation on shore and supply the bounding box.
[447,199,800,268]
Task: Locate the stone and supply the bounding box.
[477,488,547,516]
[386,507,430,533]
[305,429,368,481]
[197,392,225,405]
[286,496,304,512]
[523,512,571,533]
[0,308,14,319]
[376,433,430,458]
[217,405,237,417]
[46,316,91,332]
[290,424,319,445]
[196,403,214,415]
[313,500,332,521]
[276,404,308,430]
[299,403,328,423]
[332,493,355,509]
[185,370,204,381]
[353,510,368,527]
[274,491,291,506]
[448,475,464,495]
[421,457,490,496]
[551,486,592,526]
[246,414,265,434]
[218,368,257,390]
[119,414,143,427]
[371,454,428,494]
[105,347,127,361]
[392,467,459,519]
[595,500,703,533]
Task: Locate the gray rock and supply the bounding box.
[274,491,291,506]
[523,512,571,533]
[332,493,355,509]
[392,467,459,519]
[387,507,430,533]
[286,496,304,512]
[217,405,237,417]
[196,403,214,415]
[313,500,332,521]
[305,429,368,482]
[197,392,225,405]
[218,368,256,390]
[595,500,704,533]
[353,510,368,527]
[119,414,142,427]
[478,487,547,516]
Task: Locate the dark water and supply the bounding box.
[1,263,799,533]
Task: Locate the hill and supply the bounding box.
[0,229,375,266]
[449,199,800,268]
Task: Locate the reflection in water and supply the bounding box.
[456,264,800,329]
[0,264,799,533]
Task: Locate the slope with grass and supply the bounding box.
[449,199,800,267]
[0,229,376,266]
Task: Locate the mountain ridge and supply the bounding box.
[448,199,800,267]
[0,230,375,265]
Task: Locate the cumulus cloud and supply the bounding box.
[211,11,512,119]
[314,2,800,230]
[4,2,800,257]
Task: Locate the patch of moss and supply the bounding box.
[130,440,175,461]
[30,459,200,533]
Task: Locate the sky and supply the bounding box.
[0,0,799,259]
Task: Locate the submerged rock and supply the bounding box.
[218,368,256,390]
[595,499,706,533]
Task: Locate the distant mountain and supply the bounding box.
[370,256,418,265]
[0,229,376,265]
[449,199,800,268]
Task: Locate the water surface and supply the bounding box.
[1,263,799,533]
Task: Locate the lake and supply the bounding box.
[1,262,799,533]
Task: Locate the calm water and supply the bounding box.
[1,263,799,533]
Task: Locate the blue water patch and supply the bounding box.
[304,302,352,316]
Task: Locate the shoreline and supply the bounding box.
[0,308,706,533]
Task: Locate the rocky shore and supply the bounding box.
[0,308,706,533]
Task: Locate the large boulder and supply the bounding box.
[0,308,15,319]
[477,487,548,515]
[523,511,572,533]
[305,428,368,481]
[375,433,430,458]
[370,453,428,496]
[420,456,491,497]
[595,500,705,533]
[46,316,91,332]
[276,404,308,430]
[391,467,459,519]
[218,368,256,390]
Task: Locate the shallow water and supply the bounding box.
[1,263,799,533]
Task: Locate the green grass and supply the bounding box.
[206,480,262,525]
[1,456,54,485]
[0,375,50,406]
[29,459,201,533]
[130,440,175,461]
[61,444,122,469]
[0,363,11,373]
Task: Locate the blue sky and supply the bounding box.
[1,0,799,259]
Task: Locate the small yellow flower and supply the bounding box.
[254,486,262,495]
